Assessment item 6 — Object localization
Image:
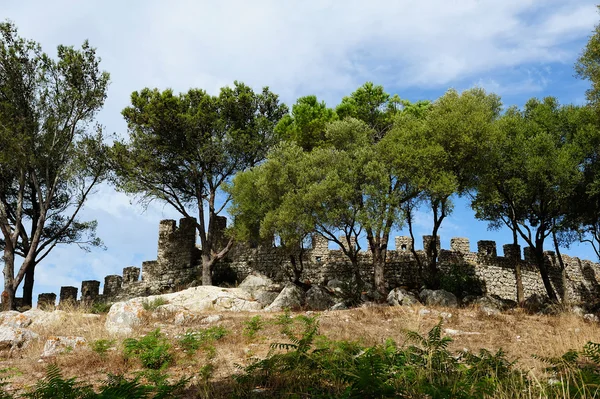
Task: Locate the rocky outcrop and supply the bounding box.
[305,286,335,310]
[387,288,420,306]
[41,336,87,357]
[419,289,458,308]
[0,325,38,351]
[265,284,304,311]
[106,286,262,334]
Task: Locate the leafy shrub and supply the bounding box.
[235,318,530,398]
[178,326,228,355]
[142,297,168,311]
[22,364,187,398]
[123,329,173,370]
[242,315,264,339]
[90,302,112,314]
[91,339,115,358]
[536,341,600,397]
[439,264,486,298]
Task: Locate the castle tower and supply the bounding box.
[395,236,413,252]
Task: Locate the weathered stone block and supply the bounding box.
[103,275,123,297]
[477,240,497,258]
[37,293,56,310]
[59,286,77,306]
[395,236,413,252]
[81,280,100,303]
[123,267,140,284]
[503,244,521,260]
[450,237,470,253]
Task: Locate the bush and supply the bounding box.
[123,329,173,370]
[242,315,264,339]
[90,302,112,314]
[178,326,229,355]
[142,297,168,311]
[439,264,486,299]
[91,339,115,358]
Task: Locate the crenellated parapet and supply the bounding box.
[44,218,600,308]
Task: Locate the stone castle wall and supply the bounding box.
[42,217,600,307]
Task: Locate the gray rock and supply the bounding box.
[584,313,599,323]
[329,302,348,311]
[387,288,420,306]
[105,301,145,335]
[200,314,222,324]
[419,289,458,308]
[305,286,335,310]
[475,295,507,314]
[265,283,305,311]
[523,293,548,313]
[418,308,432,316]
[0,325,38,351]
[0,311,32,328]
[41,336,87,357]
[254,291,280,307]
[22,309,66,327]
[238,273,275,294]
[444,328,481,336]
[571,306,586,317]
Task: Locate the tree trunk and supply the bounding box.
[511,227,524,306]
[372,246,387,297]
[22,261,36,308]
[535,249,558,302]
[201,255,213,286]
[552,230,568,303]
[2,250,16,311]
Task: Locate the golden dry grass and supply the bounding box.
[1,303,599,397]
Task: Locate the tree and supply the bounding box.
[0,21,109,309]
[405,88,501,287]
[575,6,600,106]
[112,82,287,286]
[274,95,337,151]
[473,98,587,302]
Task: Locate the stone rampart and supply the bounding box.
[38,218,600,307]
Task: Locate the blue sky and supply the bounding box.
[3,0,600,301]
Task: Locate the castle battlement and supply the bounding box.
[39,218,600,308]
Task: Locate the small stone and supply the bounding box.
[583,314,599,323]
[200,314,222,324]
[41,336,87,357]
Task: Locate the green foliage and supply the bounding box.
[243,315,264,339]
[438,265,486,299]
[535,341,600,397]
[178,326,228,355]
[141,297,168,312]
[234,318,533,398]
[90,302,112,314]
[21,364,186,399]
[123,329,173,370]
[91,339,115,358]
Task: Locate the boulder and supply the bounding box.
[0,311,32,328]
[387,288,420,306]
[106,286,263,333]
[0,325,38,351]
[238,273,275,293]
[265,283,305,311]
[254,291,279,307]
[419,289,458,308]
[105,301,145,335]
[41,336,87,357]
[305,286,335,310]
[475,295,508,315]
[23,309,66,327]
[523,293,549,314]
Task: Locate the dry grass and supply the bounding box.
[1,303,599,397]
